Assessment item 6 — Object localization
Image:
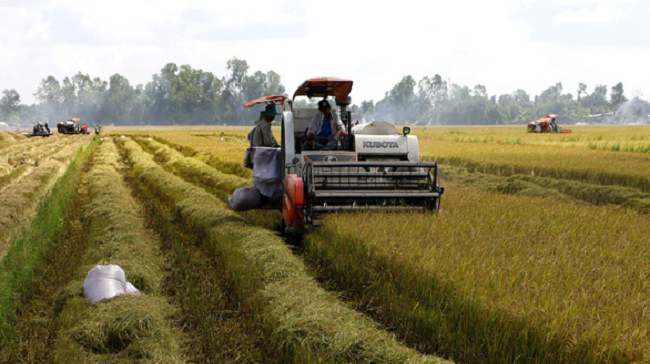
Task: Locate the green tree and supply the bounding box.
[610,82,627,108]
[473,84,487,98]
[0,89,20,119]
[538,82,563,103]
[35,76,62,105]
[577,83,587,101]
[103,73,139,125]
[512,89,530,103]
[386,75,416,122]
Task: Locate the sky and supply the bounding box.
[1,0,649,105]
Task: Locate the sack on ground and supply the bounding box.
[83,265,139,303]
[228,186,262,211]
[125,282,141,296]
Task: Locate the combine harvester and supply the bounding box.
[527,114,572,133]
[57,118,90,135]
[243,78,444,235]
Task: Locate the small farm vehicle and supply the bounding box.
[527,114,572,133]
[58,118,90,135]
[244,78,444,235]
[22,122,51,137]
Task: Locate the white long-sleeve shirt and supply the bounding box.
[307,111,345,137]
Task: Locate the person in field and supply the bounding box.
[306,99,348,150]
[251,104,280,148]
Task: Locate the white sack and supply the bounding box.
[83,265,126,303]
[229,186,262,211]
[252,147,282,197]
[125,282,141,296]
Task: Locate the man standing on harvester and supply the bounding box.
[252,104,281,148]
[306,99,348,150]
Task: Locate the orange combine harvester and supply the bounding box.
[527,114,572,133]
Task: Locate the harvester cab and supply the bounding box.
[527,114,571,133]
[245,78,444,235]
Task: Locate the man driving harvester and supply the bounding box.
[305,99,348,150]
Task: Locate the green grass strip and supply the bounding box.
[0,138,96,343]
[117,136,450,364]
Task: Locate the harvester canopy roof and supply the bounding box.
[243,95,290,108]
[292,78,353,104]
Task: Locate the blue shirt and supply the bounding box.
[319,115,333,137]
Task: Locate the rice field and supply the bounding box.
[0,124,648,363]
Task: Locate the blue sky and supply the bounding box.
[1,0,648,104]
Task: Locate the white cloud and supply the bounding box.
[0,0,648,106]
[553,1,622,24]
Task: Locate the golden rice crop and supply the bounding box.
[53,139,187,363]
[416,125,650,149]
[440,164,650,214]
[117,136,451,363]
[416,126,650,191]
[306,184,650,363]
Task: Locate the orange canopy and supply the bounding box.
[243,95,289,108]
[292,77,353,104]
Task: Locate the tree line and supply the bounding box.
[1,59,648,126]
[0,57,284,127]
[360,75,649,125]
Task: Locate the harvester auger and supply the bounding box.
[245,78,444,235]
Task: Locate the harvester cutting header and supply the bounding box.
[231,78,444,235]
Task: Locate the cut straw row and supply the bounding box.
[118,136,451,363]
[0,138,90,258]
[134,136,250,198]
[53,139,187,363]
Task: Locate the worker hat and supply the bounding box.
[318,99,331,111]
[260,104,281,116]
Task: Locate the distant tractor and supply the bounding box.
[22,121,52,137]
[527,114,572,133]
[57,118,90,134]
